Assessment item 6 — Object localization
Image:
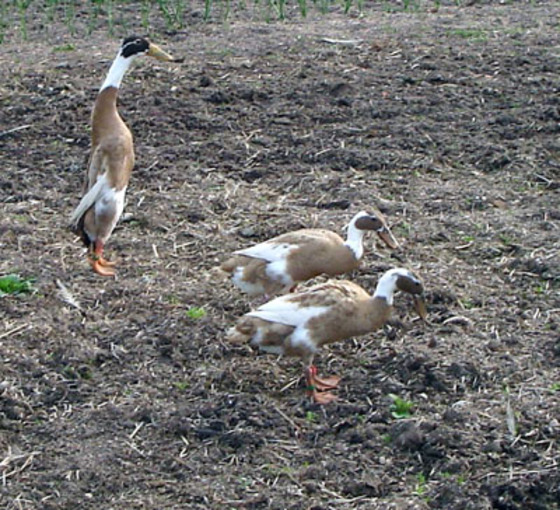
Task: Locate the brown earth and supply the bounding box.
[1,1,559,508]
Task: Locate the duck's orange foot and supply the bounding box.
[98,257,116,268]
[309,388,338,404]
[306,366,341,404]
[89,257,116,277]
[307,366,340,390]
[313,374,341,391]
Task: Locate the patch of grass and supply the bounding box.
[305,411,318,423]
[449,28,488,41]
[458,298,475,310]
[414,472,427,495]
[2,0,371,42]
[389,394,414,419]
[499,233,515,246]
[185,306,206,319]
[174,381,189,391]
[53,43,75,52]
[0,1,8,43]
[0,274,35,296]
[166,295,180,305]
[550,382,560,392]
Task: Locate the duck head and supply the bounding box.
[376,268,428,321]
[351,210,399,249]
[120,35,178,62]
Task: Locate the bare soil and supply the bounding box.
[1,1,559,508]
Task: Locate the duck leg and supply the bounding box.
[89,240,116,277]
[305,365,340,404]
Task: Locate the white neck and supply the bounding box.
[373,271,398,305]
[344,222,366,260]
[100,53,133,92]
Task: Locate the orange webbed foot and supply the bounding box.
[312,374,341,391]
[310,389,338,404]
[89,258,116,277]
[306,366,340,404]
[97,257,117,268]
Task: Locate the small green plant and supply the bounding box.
[449,28,487,41]
[0,275,34,295]
[389,394,414,419]
[141,0,151,31]
[305,411,317,423]
[550,382,560,392]
[534,283,547,295]
[458,298,475,310]
[166,295,180,305]
[382,433,392,444]
[174,381,189,391]
[185,307,206,319]
[499,234,515,246]
[0,1,7,43]
[297,0,308,16]
[53,43,76,52]
[63,0,76,36]
[45,0,58,22]
[15,0,32,40]
[414,473,427,495]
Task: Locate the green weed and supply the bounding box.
[389,394,414,419]
[174,381,189,391]
[15,0,32,40]
[414,472,427,495]
[305,411,317,423]
[449,28,487,41]
[185,306,207,319]
[53,43,75,52]
[0,274,35,296]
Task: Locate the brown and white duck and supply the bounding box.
[70,36,177,276]
[227,267,427,403]
[220,210,399,297]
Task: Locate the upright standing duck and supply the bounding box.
[70,36,177,276]
[227,267,427,403]
[220,210,399,297]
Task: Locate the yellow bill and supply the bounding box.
[413,294,428,322]
[147,42,176,62]
[378,226,400,250]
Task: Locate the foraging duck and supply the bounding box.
[70,36,177,276]
[221,210,399,297]
[227,267,427,403]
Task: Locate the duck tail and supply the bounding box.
[226,317,256,344]
[220,257,237,274]
[69,176,106,231]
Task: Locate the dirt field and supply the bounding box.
[1,1,559,508]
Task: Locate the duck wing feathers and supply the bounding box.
[236,229,343,263]
[247,280,369,327]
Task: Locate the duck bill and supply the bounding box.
[377,227,400,250]
[147,43,175,62]
[413,294,428,322]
